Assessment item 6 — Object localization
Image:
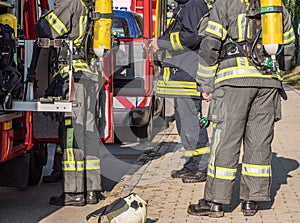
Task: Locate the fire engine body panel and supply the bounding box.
[113,10,155,127]
[0,0,167,186]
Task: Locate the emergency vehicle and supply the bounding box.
[0,0,167,187]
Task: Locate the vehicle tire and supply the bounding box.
[28,142,47,185]
[132,114,153,142]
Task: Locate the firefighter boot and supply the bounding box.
[49,193,86,206]
[86,191,105,205]
[187,199,224,218]
[42,170,63,183]
[182,172,207,183]
[241,200,258,216]
[171,168,193,178]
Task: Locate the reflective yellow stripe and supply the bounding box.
[215,166,237,180]
[62,161,85,171]
[283,28,295,44]
[76,161,85,171]
[62,161,76,171]
[206,21,227,41]
[170,32,184,50]
[242,163,272,177]
[215,66,282,83]
[74,15,87,46]
[157,80,198,88]
[54,60,98,78]
[45,11,68,36]
[197,63,218,78]
[208,165,237,180]
[163,67,170,82]
[66,127,74,162]
[184,147,210,157]
[237,57,249,67]
[65,119,72,126]
[86,159,101,170]
[207,128,221,178]
[207,163,215,178]
[156,87,201,97]
[237,14,246,42]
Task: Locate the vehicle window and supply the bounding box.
[133,13,143,37]
[112,17,130,38]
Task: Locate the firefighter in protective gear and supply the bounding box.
[35,0,103,206]
[188,0,295,217]
[149,0,210,183]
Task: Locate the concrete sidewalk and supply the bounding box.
[91,85,300,223]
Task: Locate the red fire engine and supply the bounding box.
[0,0,167,187]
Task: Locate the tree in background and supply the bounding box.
[283,0,300,66]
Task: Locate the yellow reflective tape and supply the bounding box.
[208,128,221,175]
[184,147,210,157]
[45,12,68,36]
[175,32,184,50]
[197,63,218,78]
[62,161,76,171]
[66,127,74,161]
[237,14,245,42]
[65,119,72,126]
[206,21,227,40]
[170,33,177,50]
[74,15,87,46]
[283,28,295,44]
[86,166,101,170]
[215,66,282,83]
[156,87,201,97]
[242,163,272,177]
[163,67,170,82]
[157,80,197,88]
[79,0,87,7]
[76,161,85,171]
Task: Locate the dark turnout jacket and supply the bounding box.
[196,0,295,93]
[155,0,209,98]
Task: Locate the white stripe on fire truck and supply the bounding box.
[114,96,152,109]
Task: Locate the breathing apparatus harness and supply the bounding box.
[0,24,22,109]
[219,0,284,74]
[218,0,287,98]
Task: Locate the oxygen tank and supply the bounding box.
[260,0,283,59]
[93,0,112,58]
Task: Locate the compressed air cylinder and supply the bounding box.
[93,0,112,58]
[260,0,283,56]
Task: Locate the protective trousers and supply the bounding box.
[174,97,210,173]
[52,121,64,172]
[204,86,281,204]
[62,77,101,193]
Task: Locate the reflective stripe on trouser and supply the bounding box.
[62,77,101,193]
[174,97,210,173]
[204,86,279,204]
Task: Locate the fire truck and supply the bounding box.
[0,0,167,187]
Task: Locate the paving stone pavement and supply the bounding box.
[90,84,300,223]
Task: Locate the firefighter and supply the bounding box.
[149,0,210,183]
[34,0,103,206]
[188,0,295,217]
